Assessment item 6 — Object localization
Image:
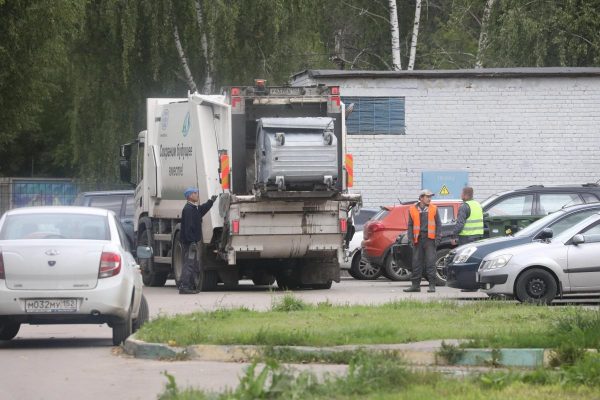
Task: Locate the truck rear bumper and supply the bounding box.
[228,233,343,264]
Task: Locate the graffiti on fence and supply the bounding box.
[12,180,78,208]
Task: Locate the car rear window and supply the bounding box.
[0,213,110,240]
[88,195,123,215]
[372,209,389,221]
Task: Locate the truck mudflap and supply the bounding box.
[222,195,358,265]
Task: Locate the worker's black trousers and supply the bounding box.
[180,241,201,290]
[411,237,437,283]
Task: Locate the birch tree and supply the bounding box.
[194,0,214,94]
[389,0,401,70]
[407,0,422,70]
[475,0,496,68]
[172,22,198,92]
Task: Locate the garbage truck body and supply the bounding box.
[120,83,360,290]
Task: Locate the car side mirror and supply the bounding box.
[136,246,153,259]
[538,228,554,240]
[572,234,585,245]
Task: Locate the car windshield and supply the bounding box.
[514,211,564,237]
[353,209,378,230]
[480,193,501,208]
[0,213,109,240]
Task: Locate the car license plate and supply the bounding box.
[25,298,78,313]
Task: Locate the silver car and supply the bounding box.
[0,207,147,344]
[477,212,600,303]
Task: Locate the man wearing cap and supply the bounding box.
[179,187,218,294]
[404,189,442,293]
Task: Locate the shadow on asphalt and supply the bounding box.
[0,337,113,349]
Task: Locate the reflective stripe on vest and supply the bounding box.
[409,203,438,243]
[459,200,484,236]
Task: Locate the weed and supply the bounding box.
[271,293,308,312]
[549,342,587,367]
[436,341,465,365]
[483,347,502,368]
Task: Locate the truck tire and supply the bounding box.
[252,270,276,286]
[383,254,411,281]
[311,280,333,290]
[138,217,168,287]
[194,243,218,292]
[172,231,184,287]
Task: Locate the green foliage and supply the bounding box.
[3,1,600,180]
[271,293,308,312]
[436,340,466,365]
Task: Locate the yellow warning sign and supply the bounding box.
[439,185,450,196]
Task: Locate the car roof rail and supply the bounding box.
[526,185,544,188]
[582,183,600,187]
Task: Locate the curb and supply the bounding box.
[123,335,552,368]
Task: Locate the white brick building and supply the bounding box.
[291,68,600,207]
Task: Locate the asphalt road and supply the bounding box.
[0,278,597,399]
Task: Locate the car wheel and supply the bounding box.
[132,295,149,333]
[383,254,411,281]
[138,217,168,287]
[350,251,383,280]
[0,321,20,340]
[434,249,450,286]
[515,268,557,304]
[347,267,360,279]
[112,304,133,345]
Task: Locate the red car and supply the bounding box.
[361,200,463,281]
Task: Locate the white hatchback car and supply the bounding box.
[0,206,147,345]
[477,212,600,304]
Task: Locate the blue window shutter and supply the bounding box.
[342,97,405,135]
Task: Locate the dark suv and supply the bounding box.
[481,184,600,237]
[73,190,135,246]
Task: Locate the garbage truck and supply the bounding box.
[119,81,361,290]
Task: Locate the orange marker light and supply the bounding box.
[345,154,354,187]
[220,154,230,190]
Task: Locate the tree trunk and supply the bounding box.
[389,0,401,70]
[407,0,422,70]
[194,0,214,94]
[475,0,496,69]
[172,22,197,92]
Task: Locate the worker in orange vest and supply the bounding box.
[404,189,441,293]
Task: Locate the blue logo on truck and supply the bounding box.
[182,112,191,137]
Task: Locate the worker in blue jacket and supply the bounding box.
[179,187,217,294]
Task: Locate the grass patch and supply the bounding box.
[158,352,600,400]
[137,298,600,351]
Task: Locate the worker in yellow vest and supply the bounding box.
[451,187,484,247]
[404,189,441,293]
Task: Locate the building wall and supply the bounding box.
[299,76,600,206]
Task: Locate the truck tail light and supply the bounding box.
[231,87,240,96]
[232,220,240,234]
[99,252,121,278]
[0,252,4,279]
[220,153,230,190]
[232,97,242,108]
[345,154,354,187]
[330,86,340,95]
[340,218,347,233]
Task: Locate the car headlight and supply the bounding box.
[480,254,512,270]
[452,246,477,263]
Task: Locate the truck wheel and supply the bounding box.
[311,280,333,290]
[252,270,276,286]
[0,320,20,340]
[132,295,149,333]
[194,243,218,292]
[172,231,184,287]
[383,254,411,281]
[350,251,382,280]
[515,268,557,304]
[138,217,168,287]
